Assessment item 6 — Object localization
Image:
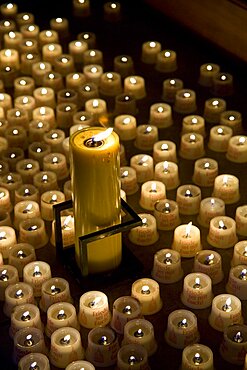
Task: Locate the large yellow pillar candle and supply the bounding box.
[70,127,122,274]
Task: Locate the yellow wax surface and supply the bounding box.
[70,127,122,274]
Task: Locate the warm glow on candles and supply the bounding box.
[222,297,232,312]
[150,182,157,193]
[62,215,73,230]
[185,222,192,237]
[223,175,228,186]
[141,285,150,294]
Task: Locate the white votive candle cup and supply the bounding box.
[128,213,159,246]
[131,278,162,315]
[152,248,183,284]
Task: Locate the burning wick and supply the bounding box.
[178,318,188,328]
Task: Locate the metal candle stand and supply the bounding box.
[53,198,143,289]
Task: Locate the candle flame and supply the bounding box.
[239,136,246,145]
[191,117,198,124]
[226,297,231,306]
[223,175,228,186]
[62,215,73,229]
[122,117,131,125]
[63,334,70,342]
[0,231,7,239]
[241,268,247,275]
[204,162,210,169]
[185,221,192,237]
[165,252,172,259]
[208,254,214,262]
[219,220,225,229]
[163,161,169,171]
[141,285,150,294]
[24,203,33,212]
[0,191,5,199]
[195,277,200,285]
[206,64,213,71]
[33,265,40,274]
[58,309,65,316]
[22,311,30,319]
[161,143,169,150]
[151,182,157,192]
[91,128,113,142]
[212,100,219,107]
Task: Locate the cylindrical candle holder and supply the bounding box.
[18,218,49,249]
[139,180,166,211]
[13,327,47,365]
[131,278,162,315]
[154,161,180,190]
[176,184,201,215]
[39,277,72,312]
[220,110,242,134]
[86,326,119,367]
[43,152,69,181]
[3,282,35,317]
[23,261,52,297]
[226,265,247,300]
[114,93,137,116]
[235,205,247,236]
[117,344,149,370]
[174,89,196,114]
[204,97,226,123]
[231,241,247,267]
[162,78,184,103]
[212,72,233,96]
[172,222,202,258]
[50,327,85,369]
[124,75,146,100]
[153,199,180,231]
[135,124,158,151]
[152,248,183,284]
[110,296,141,335]
[193,250,224,285]
[0,264,19,301]
[155,49,177,73]
[209,294,243,332]
[141,40,161,64]
[208,125,233,152]
[8,243,36,278]
[120,166,139,195]
[198,62,220,87]
[46,302,80,338]
[0,225,17,258]
[165,309,200,349]
[33,171,58,194]
[9,303,43,338]
[113,55,134,78]
[14,200,41,230]
[226,135,247,163]
[122,318,157,356]
[153,140,177,163]
[212,174,240,204]
[149,102,173,128]
[181,272,213,309]
[18,353,50,370]
[207,216,238,249]
[78,290,111,329]
[66,361,95,370]
[128,213,159,246]
[179,133,205,160]
[181,115,206,137]
[130,154,153,183]
[192,158,218,187]
[181,344,214,370]
[114,114,137,141]
[40,190,65,221]
[220,324,247,366]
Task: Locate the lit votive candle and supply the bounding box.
[153,140,177,164]
[122,318,157,356]
[69,39,88,64]
[10,303,43,338]
[155,49,177,73]
[72,0,91,17]
[152,248,183,284]
[4,31,23,51]
[86,326,119,367]
[20,24,39,40]
[208,125,233,152]
[16,13,34,28]
[43,129,65,153]
[204,97,226,123]
[226,265,247,300]
[5,126,27,149]
[182,115,206,137]
[0,225,17,258]
[50,327,84,369]
[131,278,162,315]
[141,40,161,64]
[154,161,180,190]
[193,250,224,285]
[212,71,233,96]
[192,158,218,187]
[181,272,213,309]
[50,214,75,248]
[8,243,36,278]
[174,89,196,114]
[226,135,247,163]
[14,200,40,230]
[50,16,69,36]
[83,48,104,66]
[78,290,111,329]
[220,110,242,134]
[212,174,240,204]
[135,124,158,151]
[114,114,137,141]
[198,197,226,228]
[139,180,166,211]
[0,92,12,113]
[54,54,75,77]
[3,282,35,317]
[162,78,183,103]
[130,154,153,183]
[0,186,12,213]
[176,184,201,215]
[99,71,122,96]
[179,133,205,160]
[129,213,159,246]
[57,89,78,106]
[41,190,65,221]
[220,324,247,366]
[0,48,19,69]
[13,327,47,365]
[66,72,86,90]
[117,343,149,370]
[43,152,69,181]
[56,102,77,131]
[16,159,40,184]
[0,3,18,18]
[165,309,200,349]
[153,199,180,231]
[39,277,72,313]
[38,29,58,47]
[172,222,202,258]
[29,120,49,142]
[18,353,50,370]
[77,82,99,107]
[72,111,93,128]
[181,344,214,370]
[46,302,80,338]
[18,218,49,249]
[149,102,173,128]
[231,240,247,267]
[104,1,121,22]
[114,92,137,116]
[43,71,64,93]
[110,296,141,335]
[0,264,19,301]
[42,43,62,66]
[33,86,55,108]
[209,294,243,332]
[15,184,39,204]
[0,172,23,203]
[19,39,38,55]
[120,166,139,195]
[13,77,35,99]
[14,95,36,120]
[7,107,29,129]
[66,361,95,370]
[198,63,220,87]
[20,52,40,76]
[28,142,51,168]
[113,54,134,78]
[32,106,56,128]
[33,171,58,194]
[77,32,96,49]
[207,216,238,249]
[235,205,247,236]
[124,75,146,100]
[23,261,51,297]
[85,98,107,123]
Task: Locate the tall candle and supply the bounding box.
[70,127,121,274]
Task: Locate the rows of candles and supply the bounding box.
[0,1,247,369]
